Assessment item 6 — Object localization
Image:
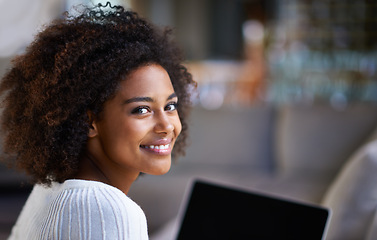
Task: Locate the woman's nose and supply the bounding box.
[153,112,174,134]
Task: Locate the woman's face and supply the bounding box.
[87,64,182,180]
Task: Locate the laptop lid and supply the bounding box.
[176,179,330,240]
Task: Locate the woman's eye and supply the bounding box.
[131,106,151,115]
[165,102,178,112]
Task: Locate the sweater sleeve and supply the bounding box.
[42,186,149,240]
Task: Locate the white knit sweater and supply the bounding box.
[8,179,149,240]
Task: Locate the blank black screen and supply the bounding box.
[177,180,329,240]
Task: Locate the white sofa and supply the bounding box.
[127,103,377,239]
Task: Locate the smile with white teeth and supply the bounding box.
[141,144,170,150]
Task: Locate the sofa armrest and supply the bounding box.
[322,140,377,240]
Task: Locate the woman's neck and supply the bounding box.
[74,154,110,183]
[74,152,140,195]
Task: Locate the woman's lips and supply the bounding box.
[140,139,173,155]
[140,144,172,155]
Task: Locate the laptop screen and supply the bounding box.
[176,180,329,240]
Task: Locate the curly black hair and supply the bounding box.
[0,3,195,185]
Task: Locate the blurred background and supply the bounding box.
[1,0,377,239]
[1,0,377,108]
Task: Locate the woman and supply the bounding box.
[0,3,195,239]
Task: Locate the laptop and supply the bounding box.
[175,179,330,240]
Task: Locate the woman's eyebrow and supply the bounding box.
[124,93,177,104]
[167,93,177,100]
[124,97,153,104]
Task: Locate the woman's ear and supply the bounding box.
[87,111,98,138]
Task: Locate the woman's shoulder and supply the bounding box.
[58,179,125,196]
[11,180,148,239]
[47,180,148,239]
[26,179,146,222]
[54,179,143,214]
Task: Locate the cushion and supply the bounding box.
[321,140,377,240]
[179,105,275,170]
[275,103,377,176]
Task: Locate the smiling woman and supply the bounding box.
[0,3,195,240]
[80,64,183,193]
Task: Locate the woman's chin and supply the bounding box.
[144,160,172,176]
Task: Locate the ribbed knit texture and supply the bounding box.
[8,180,149,240]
